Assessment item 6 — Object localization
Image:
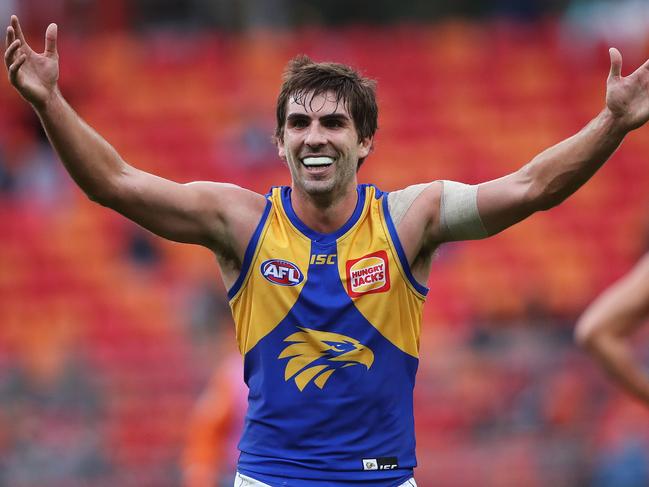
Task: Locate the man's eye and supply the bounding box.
[290,119,308,128]
[324,120,343,128]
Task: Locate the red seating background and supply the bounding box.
[2,19,649,486]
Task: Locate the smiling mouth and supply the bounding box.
[301,156,335,168]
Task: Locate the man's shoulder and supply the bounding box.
[222,184,269,219]
[189,182,269,244]
[386,182,441,227]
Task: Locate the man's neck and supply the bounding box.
[290,184,359,234]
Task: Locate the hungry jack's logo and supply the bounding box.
[346,250,390,297]
[278,327,374,391]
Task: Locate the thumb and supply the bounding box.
[608,47,622,80]
[44,23,57,56]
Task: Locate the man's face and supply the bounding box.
[277,91,372,198]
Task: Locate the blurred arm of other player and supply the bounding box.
[3,16,265,288]
[575,253,649,406]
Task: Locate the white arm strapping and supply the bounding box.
[440,180,488,241]
[387,183,430,227]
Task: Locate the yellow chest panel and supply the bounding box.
[228,185,427,358]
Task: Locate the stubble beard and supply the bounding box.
[292,156,357,203]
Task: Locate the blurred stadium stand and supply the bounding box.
[3,1,649,486]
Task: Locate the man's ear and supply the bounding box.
[276,136,286,160]
[358,136,372,159]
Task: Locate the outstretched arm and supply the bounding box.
[4,16,264,257]
[401,47,649,280]
[575,254,649,405]
[409,48,648,247]
[476,47,648,235]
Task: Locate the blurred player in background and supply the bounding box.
[183,350,246,487]
[576,253,649,406]
[7,11,649,487]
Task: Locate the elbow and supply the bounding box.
[86,185,119,208]
[85,166,131,208]
[86,189,106,206]
[513,167,554,214]
[519,164,575,212]
[535,194,564,212]
[525,180,567,212]
[574,316,604,351]
[574,320,593,349]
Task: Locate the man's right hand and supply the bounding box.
[4,15,59,108]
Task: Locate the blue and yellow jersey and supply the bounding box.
[228,184,428,485]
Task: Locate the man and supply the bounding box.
[5,14,649,487]
[576,253,649,406]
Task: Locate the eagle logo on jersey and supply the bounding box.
[278,327,374,391]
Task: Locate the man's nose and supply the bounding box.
[304,123,327,147]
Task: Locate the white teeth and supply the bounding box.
[302,156,334,167]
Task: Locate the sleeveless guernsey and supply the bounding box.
[227,184,428,485]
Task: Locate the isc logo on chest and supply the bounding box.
[260,259,304,286]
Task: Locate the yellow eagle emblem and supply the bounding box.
[278,327,374,391]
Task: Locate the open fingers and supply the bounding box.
[8,52,26,82]
[6,25,15,48]
[4,38,21,69]
[11,15,26,44]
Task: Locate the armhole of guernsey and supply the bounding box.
[381,194,429,298]
[227,198,273,302]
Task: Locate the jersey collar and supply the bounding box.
[281,185,367,244]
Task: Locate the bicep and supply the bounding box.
[105,166,262,250]
[400,180,489,247]
[394,172,536,250]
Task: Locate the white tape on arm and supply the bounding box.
[440,180,488,241]
[387,183,430,226]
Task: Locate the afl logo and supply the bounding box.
[261,259,304,286]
